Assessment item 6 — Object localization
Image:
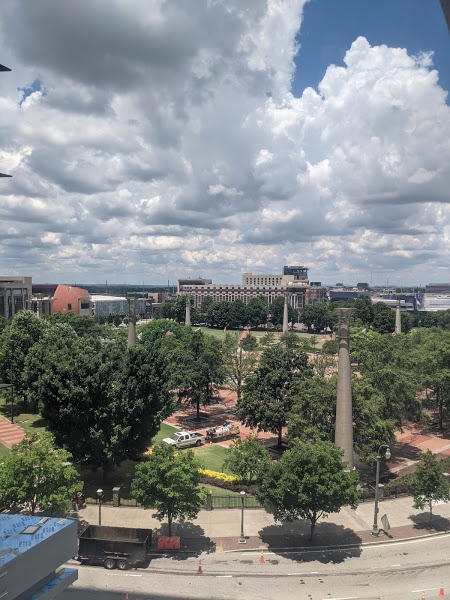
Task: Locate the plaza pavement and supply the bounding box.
[78,494,450,553]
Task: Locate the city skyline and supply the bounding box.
[1,1,449,286]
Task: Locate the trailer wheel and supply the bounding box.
[117,559,129,571]
[104,558,116,570]
[196,439,201,446]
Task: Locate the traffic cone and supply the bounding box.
[197,560,203,574]
[439,582,445,597]
[421,592,425,600]
[125,594,128,600]
[259,551,265,564]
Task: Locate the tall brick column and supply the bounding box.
[282,294,289,333]
[127,297,137,348]
[395,295,401,336]
[185,294,191,326]
[334,308,355,469]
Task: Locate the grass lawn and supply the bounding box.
[191,444,232,474]
[151,422,180,446]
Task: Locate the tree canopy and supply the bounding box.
[256,439,359,539]
[131,443,206,536]
[0,433,82,515]
[223,434,271,484]
[237,344,312,447]
[302,302,336,331]
[412,450,450,528]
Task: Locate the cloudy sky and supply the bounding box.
[1,0,449,287]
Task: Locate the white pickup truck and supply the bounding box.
[162,431,206,449]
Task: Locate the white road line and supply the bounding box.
[390,564,401,566]
[310,571,319,573]
[411,588,439,593]
[242,552,275,556]
[322,596,357,600]
[216,575,233,578]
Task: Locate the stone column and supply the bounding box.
[282,294,289,333]
[334,308,355,469]
[395,295,401,336]
[127,297,137,348]
[185,294,191,326]
[36,294,42,319]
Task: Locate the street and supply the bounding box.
[61,533,450,600]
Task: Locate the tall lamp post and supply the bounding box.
[97,488,104,526]
[239,491,246,543]
[372,445,391,537]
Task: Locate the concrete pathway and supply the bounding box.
[77,495,450,553]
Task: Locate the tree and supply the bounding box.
[131,443,206,536]
[24,322,175,470]
[354,295,374,326]
[173,329,225,419]
[246,297,267,328]
[0,311,45,407]
[302,302,336,332]
[223,434,271,484]
[270,296,297,328]
[412,450,450,528]
[0,433,82,515]
[237,344,313,447]
[240,332,258,351]
[256,439,359,540]
[222,333,257,402]
[372,302,395,334]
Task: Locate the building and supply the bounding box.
[425,283,450,294]
[0,514,78,600]
[179,266,317,314]
[52,284,92,316]
[91,295,147,318]
[416,293,450,312]
[371,294,416,312]
[328,286,371,302]
[0,276,32,319]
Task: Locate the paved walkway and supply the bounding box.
[78,495,450,553]
[0,415,25,448]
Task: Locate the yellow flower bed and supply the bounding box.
[199,468,237,483]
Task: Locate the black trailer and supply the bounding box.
[78,525,152,570]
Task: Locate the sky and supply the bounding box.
[0,0,449,288]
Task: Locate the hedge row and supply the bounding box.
[200,473,256,495]
[384,455,450,494]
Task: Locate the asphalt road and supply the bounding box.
[61,533,450,600]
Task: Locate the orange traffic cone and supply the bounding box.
[439,582,445,597]
[422,592,425,600]
[197,560,203,574]
[125,594,128,600]
[259,551,265,564]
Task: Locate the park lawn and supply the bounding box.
[151,422,180,446]
[0,443,10,459]
[192,444,234,475]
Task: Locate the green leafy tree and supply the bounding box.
[246,297,268,328]
[0,433,82,515]
[24,322,175,470]
[280,331,300,348]
[207,301,232,329]
[173,329,225,418]
[270,296,297,328]
[131,443,206,536]
[354,295,374,326]
[237,344,312,447]
[322,338,338,355]
[256,439,359,540]
[0,311,45,407]
[302,303,336,331]
[412,450,450,528]
[400,312,413,334]
[223,434,271,484]
[372,302,395,334]
[288,376,395,464]
[48,311,107,337]
[222,333,257,401]
[241,332,258,351]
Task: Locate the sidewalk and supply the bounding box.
[78,495,450,553]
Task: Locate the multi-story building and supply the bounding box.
[179,266,319,314]
[0,276,32,319]
[52,284,92,316]
[0,514,78,600]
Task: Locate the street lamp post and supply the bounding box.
[97,488,104,526]
[239,491,246,543]
[9,339,14,424]
[372,445,391,537]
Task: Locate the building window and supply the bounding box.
[68,303,72,311]
[80,303,90,309]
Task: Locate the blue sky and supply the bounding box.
[293,0,450,99]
